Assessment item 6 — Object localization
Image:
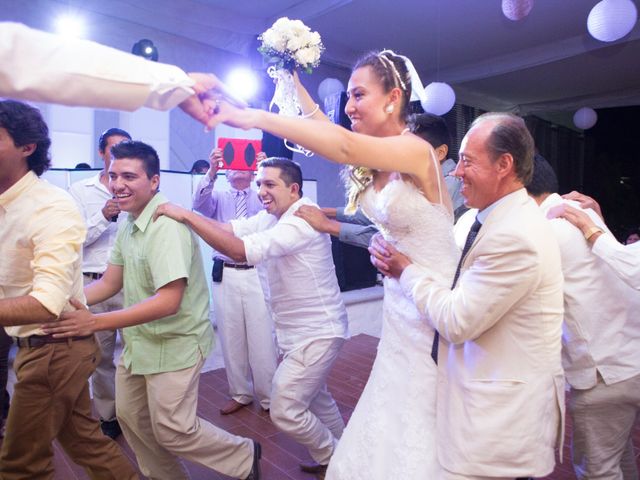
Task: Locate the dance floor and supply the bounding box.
[5,333,638,479]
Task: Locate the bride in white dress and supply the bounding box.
[213,50,459,478]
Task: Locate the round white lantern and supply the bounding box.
[573,107,598,130]
[502,0,534,21]
[317,78,345,103]
[421,82,456,115]
[588,0,638,42]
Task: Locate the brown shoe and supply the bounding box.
[299,461,328,475]
[220,399,251,415]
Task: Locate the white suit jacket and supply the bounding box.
[0,22,193,111]
[400,188,565,478]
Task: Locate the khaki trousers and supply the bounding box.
[115,354,254,480]
[570,373,640,480]
[212,266,277,409]
[0,336,138,480]
[270,337,345,465]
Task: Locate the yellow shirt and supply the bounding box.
[0,172,86,337]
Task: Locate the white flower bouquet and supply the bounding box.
[258,17,324,74]
[257,17,324,156]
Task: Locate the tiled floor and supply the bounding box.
[4,333,639,479]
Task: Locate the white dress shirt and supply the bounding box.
[592,234,640,291]
[0,22,194,111]
[541,193,640,389]
[68,173,125,273]
[231,197,349,353]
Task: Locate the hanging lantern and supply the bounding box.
[317,78,345,103]
[588,0,638,42]
[421,82,456,115]
[573,107,598,130]
[502,0,534,21]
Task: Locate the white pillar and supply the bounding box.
[119,108,170,169]
[44,105,95,168]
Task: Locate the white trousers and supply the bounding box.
[570,373,640,480]
[115,354,254,480]
[84,274,123,422]
[212,266,277,409]
[270,337,345,465]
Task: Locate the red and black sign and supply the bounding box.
[217,138,262,171]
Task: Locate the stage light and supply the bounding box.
[226,68,259,101]
[132,39,159,61]
[55,14,85,38]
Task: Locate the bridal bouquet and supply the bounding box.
[258,17,324,74]
[258,18,324,155]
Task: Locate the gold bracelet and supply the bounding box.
[584,226,603,241]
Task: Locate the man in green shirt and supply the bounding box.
[43,140,260,480]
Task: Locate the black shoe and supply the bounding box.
[245,440,261,480]
[299,461,328,475]
[100,419,122,439]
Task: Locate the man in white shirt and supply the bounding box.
[155,158,349,475]
[68,127,131,439]
[192,148,277,415]
[550,199,640,291]
[528,156,640,479]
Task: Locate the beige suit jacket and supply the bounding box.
[401,188,565,478]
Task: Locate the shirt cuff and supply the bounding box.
[144,64,196,110]
[399,263,424,300]
[29,291,64,317]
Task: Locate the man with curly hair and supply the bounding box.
[0,100,137,479]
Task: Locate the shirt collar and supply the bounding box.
[131,192,167,233]
[441,158,456,176]
[476,188,524,224]
[538,192,562,213]
[281,196,309,219]
[82,172,111,193]
[0,171,38,209]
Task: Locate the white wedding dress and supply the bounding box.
[326,177,459,480]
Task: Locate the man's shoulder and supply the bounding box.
[36,179,81,211]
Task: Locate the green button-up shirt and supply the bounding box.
[110,192,213,374]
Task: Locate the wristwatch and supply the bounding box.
[583,226,604,241]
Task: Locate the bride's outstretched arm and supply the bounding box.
[293,71,329,122]
[210,101,431,178]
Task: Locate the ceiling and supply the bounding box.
[11,0,640,124]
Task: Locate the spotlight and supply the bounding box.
[226,68,259,101]
[55,14,85,38]
[132,39,159,61]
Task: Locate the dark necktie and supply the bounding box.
[234,190,248,219]
[431,217,482,363]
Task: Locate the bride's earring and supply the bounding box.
[385,104,394,114]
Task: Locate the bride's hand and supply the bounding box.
[205,98,259,131]
[369,234,412,279]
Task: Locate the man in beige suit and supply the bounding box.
[371,112,565,479]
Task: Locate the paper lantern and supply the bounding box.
[502,0,534,21]
[588,0,638,42]
[573,107,598,130]
[421,82,456,115]
[317,78,345,103]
